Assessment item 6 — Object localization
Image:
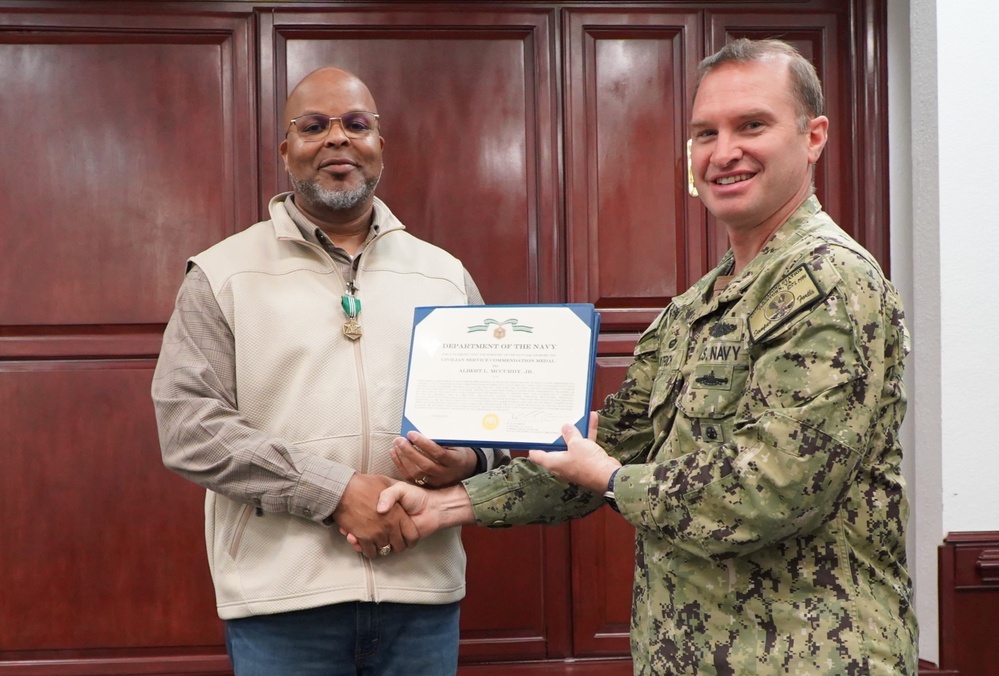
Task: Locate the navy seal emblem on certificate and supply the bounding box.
[401,304,600,450]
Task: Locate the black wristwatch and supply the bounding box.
[603,467,622,512]
[470,446,488,475]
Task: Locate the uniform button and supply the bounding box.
[706,427,718,440]
[491,520,507,527]
[303,508,312,516]
[668,339,677,348]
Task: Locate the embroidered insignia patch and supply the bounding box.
[748,265,824,343]
[692,364,734,389]
[709,321,738,337]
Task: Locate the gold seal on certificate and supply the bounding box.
[401,304,600,450]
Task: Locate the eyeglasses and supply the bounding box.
[286,111,380,141]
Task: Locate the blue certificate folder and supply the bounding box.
[400,303,600,451]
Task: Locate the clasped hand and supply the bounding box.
[342,413,620,558]
[332,473,420,560]
[337,434,477,559]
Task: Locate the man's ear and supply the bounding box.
[806,115,829,163]
[279,139,289,171]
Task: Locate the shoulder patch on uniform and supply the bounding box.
[747,264,825,344]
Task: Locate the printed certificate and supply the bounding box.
[401,304,600,450]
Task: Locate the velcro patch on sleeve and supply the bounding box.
[747,264,825,344]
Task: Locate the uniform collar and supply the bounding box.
[673,196,825,315]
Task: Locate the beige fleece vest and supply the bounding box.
[192,196,471,619]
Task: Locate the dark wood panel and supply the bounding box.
[460,658,633,675]
[569,337,640,657]
[0,361,221,651]
[0,654,231,675]
[0,328,163,360]
[570,508,634,658]
[0,655,636,675]
[563,9,703,333]
[0,655,955,676]
[260,8,560,306]
[938,531,999,675]
[459,525,566,662]
[0,12,256,328]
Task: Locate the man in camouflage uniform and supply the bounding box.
[373,38,918,674]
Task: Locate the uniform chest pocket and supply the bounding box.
[648,367,681,415]
[676,361,750,420]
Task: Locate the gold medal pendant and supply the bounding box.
[343,317,362,341]
[341,289,362,340]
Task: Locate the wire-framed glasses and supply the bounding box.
[286,111,380,142]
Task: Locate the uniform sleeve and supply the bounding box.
[613,252,891,560]
[464,309,670,526]
[150,265,355,526]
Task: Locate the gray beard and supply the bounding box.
[290,168,381,212]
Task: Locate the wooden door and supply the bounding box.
[561,8,701,656]
[0,7,255,674]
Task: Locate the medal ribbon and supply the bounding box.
[341,294,361,319]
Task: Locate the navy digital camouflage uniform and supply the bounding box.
[463,196,917,674]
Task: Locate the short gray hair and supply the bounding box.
[692,38,824,131]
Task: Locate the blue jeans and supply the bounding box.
[224,601,460,676]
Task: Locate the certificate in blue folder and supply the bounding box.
[401,304,600,450]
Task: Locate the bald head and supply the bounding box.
[283,67,379,131]
[279,66,385,224]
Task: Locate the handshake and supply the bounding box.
[334,412,620,559]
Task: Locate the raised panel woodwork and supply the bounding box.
[459,524,571,662]
[938,531,999,675]
[563,9,703,333]
[918,660,960,676]
[0,12,256,335]
[0,9,256,371]
[260,8,559,307]
[569,334,640,657]
[0,362,220,652]
[0,9,254,675]
[459,658,633,675]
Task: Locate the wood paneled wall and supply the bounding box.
[0,1,894,673]
[933,532,999,675]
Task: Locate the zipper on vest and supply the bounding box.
[342,261,377,599]
[357,343,376,599]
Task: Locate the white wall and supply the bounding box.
[935,2,999,530]
[889,0,999,663]
[888,0,931,659]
